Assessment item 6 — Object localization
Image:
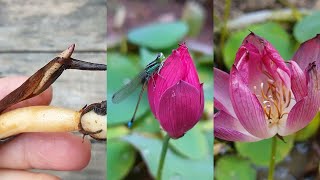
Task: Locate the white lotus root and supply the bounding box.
[0,101,106,140]
[0,45,106,141]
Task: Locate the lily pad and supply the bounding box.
[133,113,160,134]
[128,21,188,49]
[107,140,136,180]
[108,126,130,139]
[215,155,256,180]
[223,22,295,69]
[200,120,214,148]
[169,124,209,160]
[107,53,149,125]
[294,11,320,43]
[123,133,213,180]
[235,136,294,167]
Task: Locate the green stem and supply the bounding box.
[219,0,231,52]
[268,136,277,180]
[215,0,231,68]
[156,134,170,180]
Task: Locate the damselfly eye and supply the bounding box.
[157,52,165,59]
[157,53,163,58]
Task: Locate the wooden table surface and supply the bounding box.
[0,0,106,179]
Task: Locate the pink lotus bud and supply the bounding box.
[148,43,204,139]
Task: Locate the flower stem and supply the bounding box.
[156,134,170,180]
[268,136,277,180]
[219,0,231,51]
[216,0,231,68]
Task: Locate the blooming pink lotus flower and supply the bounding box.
[148,43,204,139]
[214,33,320,142]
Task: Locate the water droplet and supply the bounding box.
[142,149,150,156]
[169,173,182,180]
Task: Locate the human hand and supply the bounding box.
[0,77,91,180]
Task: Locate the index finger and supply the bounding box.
[0,132,91,170]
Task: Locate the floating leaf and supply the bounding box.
[128,21,188,49]
[235,136,294,167]
[108,126,130,139]
[133,114,160,134]
[107,140,136,180]
[169,124,209,160]
[215,156,256,180]
[294,11,320,43]
[123,133,213,180]
[224,22,295,69]
[200,120,214,148]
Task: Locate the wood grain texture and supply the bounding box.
[0,0,106,51]
[0,0,106,179]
